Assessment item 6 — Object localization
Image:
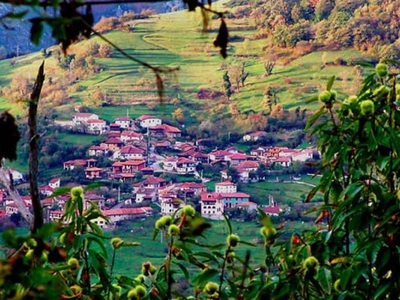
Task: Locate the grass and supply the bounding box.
[0,5,365,120]
[240,181,313,206]
[108,213,315,276]
[56,132,103,146]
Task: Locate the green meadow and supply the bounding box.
[0,4,365,120]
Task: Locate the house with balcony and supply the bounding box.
[101,138,124,152]
[215,181,237,193]
[88,145,108,157]
[86,119,107,135]
[85,167,105,179]
[176,157,196,174]
[115,145,145,160]
[227,153,248,166]
[63,159,96,171]
[114,116,134,129]
[120,130,144,143]
[159,191,184,215]
[200,193,224,220]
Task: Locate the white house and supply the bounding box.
[215,181,237,194]
[86,119,107,135]
[243,131,267,142]
[200,193,224,220]
[176,157,197,174]
[292,148,316,162]
[120,131,143,143]
[49,178,61,189]
[114,145,145,160]
[88,145,108,157]
[114,116,133,129]
[159,192,185,215]
[137,115,162,128]
[73,113,99,125]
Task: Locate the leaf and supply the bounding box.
[272,282,290,299]
[222,213,232,235]
[30,18,43,45]
[257,208,273,228]
[318,267,332,294]
[173,262,190,280]
[331,257,347,265]
[305,184,320,203]
[326,75,335,91]
[192,251,218,262]
[2,11,28,19]
[0,112,20,162]
[304,106,325,131]
[191,268,218,286]
[355,61,374,68]
[345,182,364,199]
[306,95,319,104]
[340,268,352,290]
[50,187,71,197]
[374,283,391,299]
[237,240,256,247]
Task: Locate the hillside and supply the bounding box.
[0,0,398,136]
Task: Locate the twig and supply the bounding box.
[29,61,45,233]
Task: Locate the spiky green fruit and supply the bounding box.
[360,100,375,115]
[375,63,389,78]
[168,224,180,236]
[227,234,240,247]
[182,205,196,217]
[204,282,219,294]
[71,186,84,198]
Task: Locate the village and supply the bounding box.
[0,112,319,228]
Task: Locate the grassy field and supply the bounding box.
[0,4,365,120]
[107,215,312,276]
[240,180,314,206]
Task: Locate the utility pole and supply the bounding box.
[146,127,150,166]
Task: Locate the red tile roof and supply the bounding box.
[137,115,159,121]
[103,207,153,216]
[263,206,281,214]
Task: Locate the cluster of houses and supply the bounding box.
[0,112,318,225]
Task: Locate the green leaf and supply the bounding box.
[173,262,190,280]
[340,268,352,290]
[222,213,232,235]
[192,251,218,262]
[326,75,335,91]
[346,182,364,199]
[305,95,319,104]
[272,282,290,299]
[237,240,256,247]
[152,228,160,241]
[191,268,218,286]
[50,186,71,197]
[374,283,391,300]
[318,267,332,294]
[305,106,325,131]
[3,11,28,19]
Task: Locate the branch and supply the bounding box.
[29,61,45,233]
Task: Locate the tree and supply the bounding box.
[227,167,240,183]
[262,53,277,76]
[172,108,185,122]
[222,71,232,100]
